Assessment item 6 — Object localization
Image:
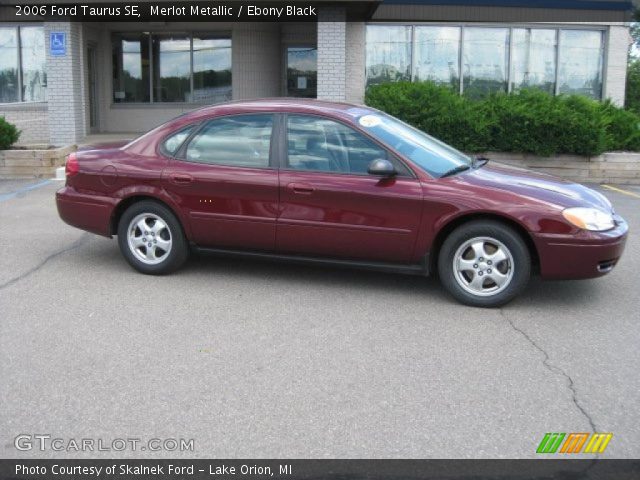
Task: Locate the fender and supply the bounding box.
[110,184,194,240]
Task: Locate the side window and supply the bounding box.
[286,115,409,175]
[161,125,194,156]
[183,114,273,167]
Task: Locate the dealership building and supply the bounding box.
[0,0,632,146]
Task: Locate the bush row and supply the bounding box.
[365,82,640,157]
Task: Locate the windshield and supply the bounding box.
[357,112,472,178]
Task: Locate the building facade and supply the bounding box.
[0,0,632,146]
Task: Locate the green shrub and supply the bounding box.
[0,116,20,150]
[625,59,640,115]
[365,81,640,156]
[599,100,640,151]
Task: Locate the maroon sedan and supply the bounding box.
[56,99,628,307]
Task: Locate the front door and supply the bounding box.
[285,46,317,98]
[277,114,424,263]
[163,114,279,251]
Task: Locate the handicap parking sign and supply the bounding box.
[50,32,66,56]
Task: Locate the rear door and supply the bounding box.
[163,114,279,251]
[277,114,424,263]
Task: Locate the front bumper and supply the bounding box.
[533,216,628,280]
[56,186,116,237]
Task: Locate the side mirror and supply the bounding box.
[368,159,397,177]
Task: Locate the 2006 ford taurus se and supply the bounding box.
[56,99,628,307]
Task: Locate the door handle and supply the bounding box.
[287,183,315,194]
[169,173,194,185]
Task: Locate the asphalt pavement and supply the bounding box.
[0,179,639,459]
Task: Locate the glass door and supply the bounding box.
[286,46,317,98]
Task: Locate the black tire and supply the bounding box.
[117,200,189,275]
[437,220,531,307]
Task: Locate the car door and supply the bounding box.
[162,113,279,251]
[277,114,424,263]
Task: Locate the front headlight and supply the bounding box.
[562,207,615,232]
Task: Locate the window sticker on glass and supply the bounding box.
[359,115,382,128]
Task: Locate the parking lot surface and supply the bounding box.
[1,179,639,459]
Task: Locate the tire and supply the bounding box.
[117,200,189,275]
[437,220,531,307]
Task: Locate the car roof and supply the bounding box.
[181,98,377,123]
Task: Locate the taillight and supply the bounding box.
[65,152,79,177]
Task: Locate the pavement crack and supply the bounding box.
[500,308,598,433]
[0,233,90,291]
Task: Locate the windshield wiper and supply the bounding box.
[473,156,490,168]
[440,164,472,178]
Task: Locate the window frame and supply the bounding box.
[111,31,232,106]
[365,23,608,100]
[0,24,46,105]
[173,113,278,170]
[158,123,200,159]
[281,112,417,179]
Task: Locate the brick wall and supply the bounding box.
[45,21,86,145]
[0,104,49,144]
[232,23,281,100]
[345,22,366,104]
[317,7,347,101]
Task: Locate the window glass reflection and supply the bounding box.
[193,35,232,103]
[112,33,150,103]
[463,27,510,98]
[20,26,46,102]
[153,34,191,103]
[414,27,460,88]
[511,29,557,94]
[558,30,604,99]
[185,115,273,167]
[366,26,412,86]
[0,27,19,103]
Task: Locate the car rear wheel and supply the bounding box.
[117,201,189,274]
[438,221,531,307]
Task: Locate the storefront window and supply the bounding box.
[365,26,411,86]
[153,34,191,102]
[0,26,46,104]
[462,27,510,98]
[558,30,604,99]
[365,25,605,101]
[414,26,460,88]
[192,35,232,103]
[112,33,150,103]
[511,29,557,94]
[112,32,231,104]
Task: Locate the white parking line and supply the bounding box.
[0,180,52,203]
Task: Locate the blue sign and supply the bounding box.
[50,32,66,56]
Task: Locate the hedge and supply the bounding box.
[365,82,640,157]
[0,117,20,150]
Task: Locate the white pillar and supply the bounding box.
[604,24,632,107]
[45,22,86,145]
[317,7,347,101]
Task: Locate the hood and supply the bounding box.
[461,162,613,212]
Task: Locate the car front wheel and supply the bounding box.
[438,220,531,307]
[117,201,189,275]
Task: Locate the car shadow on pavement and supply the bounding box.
[80,237,607,309]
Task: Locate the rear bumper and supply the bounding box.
[56,186,115,237]
[533,217,628,280]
